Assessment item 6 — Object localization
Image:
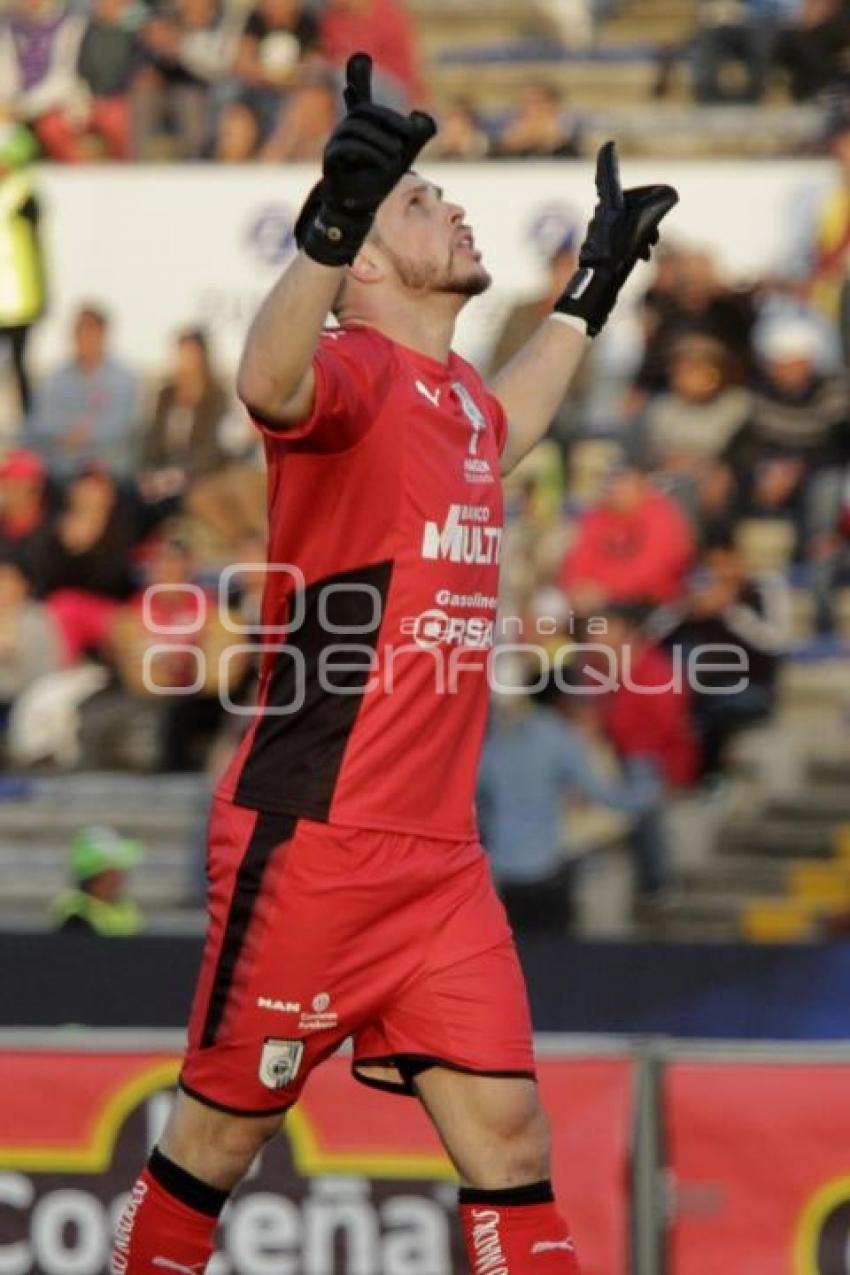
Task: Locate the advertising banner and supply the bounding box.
[29,159,830,378]
[0,1043,633,1274]
[665,1059,850,1275]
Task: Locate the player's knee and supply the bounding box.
[471,1102,552,1189]
[161,1092,280,1190]
[500,1104,551,1184]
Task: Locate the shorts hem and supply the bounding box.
[352,1054,536,1098]
[179,1078,292,1118]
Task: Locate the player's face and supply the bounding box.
[372,174,491,300]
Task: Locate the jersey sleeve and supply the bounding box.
[249,329,389,454]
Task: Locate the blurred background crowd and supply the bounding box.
[1,0,850,165]
[3,0,850,943]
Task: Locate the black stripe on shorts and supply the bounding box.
[200,810,297,1049]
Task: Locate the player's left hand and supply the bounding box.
[554,141,678,337]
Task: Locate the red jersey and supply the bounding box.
[218,325,507,840]
[561,489,694,605]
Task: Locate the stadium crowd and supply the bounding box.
[0,0,589,164]
[2,0,850,167]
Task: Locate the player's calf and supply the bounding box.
[413,1070,580,1272]
[110,1092,280,1275]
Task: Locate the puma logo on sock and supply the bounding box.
[532,1238,576,1254]
[151,1259,205,1274]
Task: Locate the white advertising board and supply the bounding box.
[29,158,831,378]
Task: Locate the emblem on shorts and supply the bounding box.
[258,1038,303,1090]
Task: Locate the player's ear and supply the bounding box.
[347,244,384,286]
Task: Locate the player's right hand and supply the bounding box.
[301,52,436,268]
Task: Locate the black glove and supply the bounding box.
[299,51,437,267]
[554,141,678,337]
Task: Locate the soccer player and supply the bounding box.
[111,53,676,1275]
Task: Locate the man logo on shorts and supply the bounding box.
[259,1038,304,1090]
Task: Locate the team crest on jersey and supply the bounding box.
[451,382,495,484]
[259,1037,304,1090]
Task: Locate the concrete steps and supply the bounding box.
[599,0,698,45]
[0,773,204,915]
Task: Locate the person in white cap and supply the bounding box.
[722,311,848,567]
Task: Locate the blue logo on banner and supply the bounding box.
[246,205,297,267]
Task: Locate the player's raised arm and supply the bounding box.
[491,141,678,473]
[236,52,435,427]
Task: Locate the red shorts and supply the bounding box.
[181,796,535,1115]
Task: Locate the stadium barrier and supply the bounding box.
[3,1031,850,1274]
[8,932,850,1039]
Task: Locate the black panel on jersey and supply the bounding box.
[233,559,394,817]
[200,810,297,1049]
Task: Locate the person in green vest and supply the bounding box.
[51,825,145,934]
[0,113,46,416]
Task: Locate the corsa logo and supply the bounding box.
[795,1177,850,1273]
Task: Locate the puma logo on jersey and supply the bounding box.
[414,379,441,408]
[531,1238,576,1255]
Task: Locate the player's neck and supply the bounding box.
[344,295,460,366]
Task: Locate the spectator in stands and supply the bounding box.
[810,475,850,635]
[51,825,143,934]
[108,531,248,769]
[41,463,157,603]
[490,227,579,375]
[131,0,242,160]
[722,313,849,555]
[489,227,584,452]
[691,0,778,104]
[494,83,582,160]
[0,117,45,416]
[27,304,138,477]
[630,335,752,528]
[806,113,850,345]
[138,327,235,518]
[774,0,850,100]
[429,98,491,161]
[652,534,792,777]
[0,555,62,748]
[1,0,89,161]
[319,0,425,111]
[478,660,661,933]
[631,247,757,402]
[223,0,331,160]
[76,0,141,159]
[560,457,696,610]
[579,605,700,897]
[0,449,53,596]
[212,98,260,161]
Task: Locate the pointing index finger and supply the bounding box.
[596,140,624,211]
[344,51,373,112]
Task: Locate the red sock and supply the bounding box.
[459,1180,581,1274]
[110,1148,227,1275]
